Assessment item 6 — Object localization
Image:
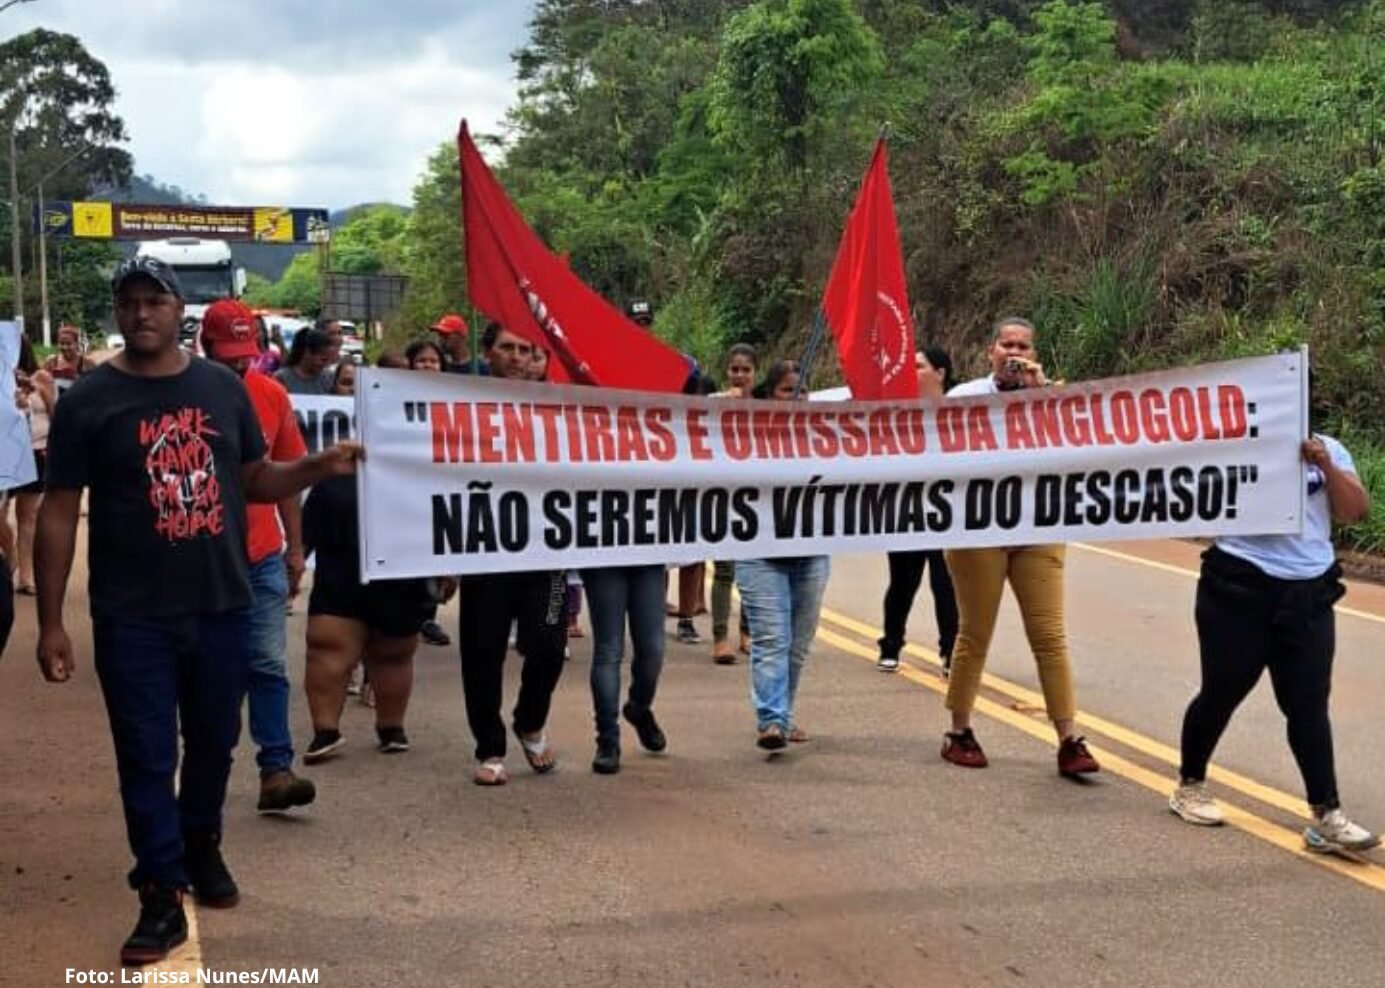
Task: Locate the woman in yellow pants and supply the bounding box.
[940,318,1099,777]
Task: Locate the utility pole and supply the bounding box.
[36,176,47,344]
[34,142,95,346]
[7,125,22,330]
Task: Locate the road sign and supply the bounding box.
[323,273,408,322]
[35,201,330,243]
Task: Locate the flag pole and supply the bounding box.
[793,307,829,398]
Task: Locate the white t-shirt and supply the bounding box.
[1217,435,1354,580]
[947,375,999,397]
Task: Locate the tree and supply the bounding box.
[48,238,119,330]
[400,142,465,333]
[266,252,321,315]
[708,0,883,174]
[0,28,131,329]
[330,204,408,274]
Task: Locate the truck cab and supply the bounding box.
[135,238,247,350]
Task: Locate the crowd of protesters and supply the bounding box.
[4,259,1376,967]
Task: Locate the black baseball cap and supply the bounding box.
[111,256,184,299]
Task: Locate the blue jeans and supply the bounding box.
[246,553,294,775]
[583,565,666,747]
[736,556,830,731]
[93,610,252,889]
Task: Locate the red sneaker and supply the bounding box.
[941,729,988,768]
[1058,735,1100,777]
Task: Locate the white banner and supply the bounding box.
[290,395,355,454]
[356,352,1307,579]
[0,322,38,491]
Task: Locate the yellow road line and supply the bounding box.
[814,625,1385,893]
[817,604,1313,820]
[1072,542,1385,627]
[145,898,204,975]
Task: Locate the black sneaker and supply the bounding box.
[622,702,667,753]
[377,726,410,753]
[592,742,621,775]
[877,653,900,673]
[121,883,187,966]
[303,729,345,764]
[420,620,451,647]
[256,769,317,813]
[183,831,238,908]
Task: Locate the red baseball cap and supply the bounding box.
[201,299,261,360]
[431,313,469,336]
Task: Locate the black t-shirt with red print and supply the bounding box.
[45,358,267,620]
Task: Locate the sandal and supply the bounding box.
[738,633,751,655]
[473,759,509,786]
[15,583,35,596]
[514,728,558,774]
[712,641,736,665]
[788,726,810,744]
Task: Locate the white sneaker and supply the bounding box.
[1304,809,1380,853]
[1169,781,1224,826]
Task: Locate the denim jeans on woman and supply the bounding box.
[582,564,666,748]
[736,556,830,731]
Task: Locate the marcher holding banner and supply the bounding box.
[300,472,432,763]
[710,343,758,664]
[1170,429,1379,853]
[877,348,958,675]
[582,558,668,773]
[736,361,829,751]
[456,323,569,786]
[941,318,1100,777]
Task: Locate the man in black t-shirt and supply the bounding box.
[35,256,362,967]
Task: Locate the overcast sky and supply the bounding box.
[4,0,537,209]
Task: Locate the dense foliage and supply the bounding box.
[481,0,1385,549]
[251,0,1385,547]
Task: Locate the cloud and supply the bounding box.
[3,0,535,207]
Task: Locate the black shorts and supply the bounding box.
[11,449,45,496]
[308,559,434,639]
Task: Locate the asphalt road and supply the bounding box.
[3,539,1384,987]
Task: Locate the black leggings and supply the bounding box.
[1179,547,1345,809]
[458,571,567,762]
[879,550,958,659]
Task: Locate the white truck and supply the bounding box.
[134,238,247,349]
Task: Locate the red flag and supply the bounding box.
[821,140,919,401]
[459,121,689,392]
